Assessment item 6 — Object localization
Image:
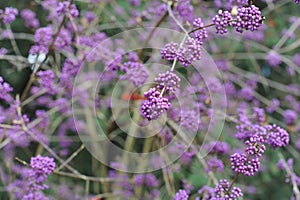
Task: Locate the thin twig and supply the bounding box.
[85,180,90,200]
[55,145,85,171]
[167,2,188,34]
[138,10,169,59]
[0,138,10,150]
[15,157,117,182]
[273,17,300,50]
[6,24,21,56]
[20,4,71,101]
[278,152,300,200]
[167,120,218,185]
[15,157,29,167]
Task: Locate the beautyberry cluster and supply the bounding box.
[134,173,159,187]
[9,155,56,200]
[154,70,181,94]
[190,179,243,200]
[174,189,189,200]
[161,37,202,67]
[30,26,53,54]
[213,5,263,34]
[141,88,171,120]
[192,18,208,45]
[213,10,233,34]
[0,76,13,101]
[230,152,260,176]
[233,5,264,33]
[21,9,39,29]
[141,70,180,120]
[56,1,79,18]
[120,61,149,87]
[231,108,289,176]
[30,155,56,183]
[214,179,243,199]
[0,7,18,24]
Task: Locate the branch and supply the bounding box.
[138,10,169,60]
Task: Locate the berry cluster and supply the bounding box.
[154,70,181,94]
[231,108,289,176]
[161,37,202,67]
[0,7,18,24]
[213,10,233,34]
[233,5,264,33]
[10,155,56,200]
[140,88,171,120]
[214,179,243,199]
[56,1,79,18]
[30,155,56,183]
[141,70,180,120]
[0,76,13,101]
[213,5,263,34]
[192,18,208,45]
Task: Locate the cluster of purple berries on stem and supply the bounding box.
[141,70,181,120]
[174,107,290,199]
[232,109,289,175]
[140,88,171,120]
[213,5,263,34]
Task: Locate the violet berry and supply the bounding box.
[34,26,53,46]
[179,109,200,132]
[266,50,282,67]
[0,47,7,56]
[283,109,297,125]
[36,70,56,94]
[176,47,191,67]
[206,157,224,173]
[133,174,159,187]
[253,107,266,124]
[120,62,149,87]
[175,38,202,67]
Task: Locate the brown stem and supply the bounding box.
[20,14,68,102]
[188,23,215,34]
[227,173,240,194]
[138,10,169,60]
[188,19,237,34]
[21,73,36,101]
[43,16,68,64]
